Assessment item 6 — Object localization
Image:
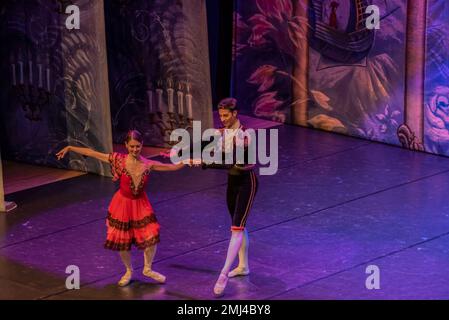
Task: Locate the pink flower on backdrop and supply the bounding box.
[253,92,284,119]
[255,0,292,21]
[425,86,449,150]
[247,65,278,92]
[248,13,273,47]
[247,0,305,57]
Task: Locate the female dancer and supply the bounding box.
[56,130,188,286]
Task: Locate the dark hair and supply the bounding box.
[217,97,238,111]
[125,130,144,144]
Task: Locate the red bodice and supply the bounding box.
[109,153,150,198]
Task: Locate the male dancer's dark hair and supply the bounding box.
[217,97,238,111]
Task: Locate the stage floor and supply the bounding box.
[1,124,449,300]
[2,161,87,195]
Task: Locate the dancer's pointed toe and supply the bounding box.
[228,267,250,278]
[213,273,229,297]
[118,270,133,287]
[143,268,166,283]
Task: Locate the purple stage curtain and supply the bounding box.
[0,148,4,212]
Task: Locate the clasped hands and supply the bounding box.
[159,150,202,167]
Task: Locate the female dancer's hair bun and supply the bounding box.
[125,129,144,144]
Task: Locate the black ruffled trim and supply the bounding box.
[104,235,160,251]
[107,212,158,231]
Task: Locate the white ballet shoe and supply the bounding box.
[118,270,133,287]
[228,267,250,278]
[143,268,166,283]
[213,273,229,297]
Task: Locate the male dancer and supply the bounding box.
[201,98,258,297]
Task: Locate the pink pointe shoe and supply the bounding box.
[228,266,250,278]
[213,273,229,297]
[143,268,166,284]
[118,270,133,287]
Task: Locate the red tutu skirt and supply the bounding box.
[104,191,160,251]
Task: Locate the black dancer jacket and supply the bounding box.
[201,125,255,175]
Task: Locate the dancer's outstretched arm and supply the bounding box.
[148,160,187,171]
[56,146,109,163]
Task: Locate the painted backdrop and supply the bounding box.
[0,0,213,174]
[232,0,449,157]
[0,0,112,175]
[105,0,213,147]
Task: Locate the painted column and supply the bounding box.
[179,0,213,128]
[399,1,427,151]
[291,0,310,126]
[61,0,113,175]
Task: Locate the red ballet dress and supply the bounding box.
[104,152,160,251]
